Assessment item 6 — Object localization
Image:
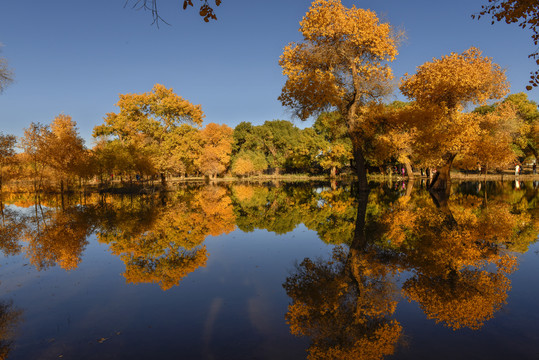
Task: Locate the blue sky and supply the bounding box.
[0,0,536,145]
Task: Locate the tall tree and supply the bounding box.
[400,47,509,191]
[43,114,87,192]
[93,84,204,184]
[279,0,401,190]
[19,123,50,191]
[504,92,539,159]
[197,123,233,178]
[314,112,353,177]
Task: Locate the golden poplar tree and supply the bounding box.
[197,123,233,178]
[94,84,204,185]
[400,47,509,191]
[43,114,87,193]
[279,0,400,190]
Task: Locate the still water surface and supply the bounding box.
[0,181,537,359]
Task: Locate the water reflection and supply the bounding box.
[0,181,537,359]
[283,191,403,360]
[0,300,22,359]
[282,181,537,358]
[96,186,235,290]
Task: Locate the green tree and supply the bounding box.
[314,112,353,177]
[257,120,305,175]
[504,92,539,160]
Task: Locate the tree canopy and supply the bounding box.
[399,47,510,190]
[279,0,401,190]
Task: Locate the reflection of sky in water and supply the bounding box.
[0,182,536,359]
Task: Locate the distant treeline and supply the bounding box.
[0,85,537,192]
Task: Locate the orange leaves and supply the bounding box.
[279,0,400,121]
[197,123,233,177]
[101,83,204,146]
[400,47,509,109]
[95,84,205,178]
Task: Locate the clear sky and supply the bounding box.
[0,0,536,145]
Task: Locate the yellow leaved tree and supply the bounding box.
[279,0,401,190]
[43,114,88,193]
[93,84,204,185]
[400,47,509,191]
[197,123,233,179]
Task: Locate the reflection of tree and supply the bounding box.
[383,189,530,330]
[283,191,403,360]
[0,300,22,359]
[403,266,513,330]
[24,203,94,271]
[284,183,537,357]
[97,186,235,290]
[231,184,360,245]
[0,197,24,256]
[303,188,357,245]
[231,184,315,235]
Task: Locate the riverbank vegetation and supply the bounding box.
[1,1,538,194]
[1,86,537,194]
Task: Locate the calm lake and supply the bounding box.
[0,180,537,360]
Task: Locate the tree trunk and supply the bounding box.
[160,173,167,187]
[428,188,457,228]
[403,159,414,179]
[351,145,369,191]
[405,178,415,197]
[429,153,456,196]
[330,166,337,178]
[346,189,370,286]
